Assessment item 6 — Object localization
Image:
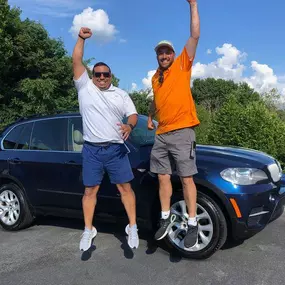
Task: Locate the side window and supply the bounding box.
[68,117,83,152]
[3,123,33,150]
[16,123,33,149]
[31,119,67,151]
[128,116,156,145]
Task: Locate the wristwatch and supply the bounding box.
[128,123,135,130]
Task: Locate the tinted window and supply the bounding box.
[31,119,67,151]
[128,116,157,145]
[68,117,83,152]
[16,123,33,149]
[3,123,33,150]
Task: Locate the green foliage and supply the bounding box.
[111,74,120,87]
[195,105,212,145]
[129,90,152,115]
[209,96,285,166]
[192,78,260,111]
[0,2,120,129]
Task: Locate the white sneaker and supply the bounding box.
[125,224,139,249]
[79,227,97,251]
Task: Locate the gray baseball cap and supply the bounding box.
[154,40,175,53]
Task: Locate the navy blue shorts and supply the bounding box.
[82,142,134,187]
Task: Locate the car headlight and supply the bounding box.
[220,168,268,185]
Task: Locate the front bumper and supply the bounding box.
[230,183,285,240]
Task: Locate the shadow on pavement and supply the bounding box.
[34,216,245,262]
[113,232,134,259]
[221,239,245,250]
[81,244,96,261]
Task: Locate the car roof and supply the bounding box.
[1,112,149,134]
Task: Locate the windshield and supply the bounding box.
[124,115,157,146]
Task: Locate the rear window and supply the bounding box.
[127,116,157,146]
[2,123,33,150]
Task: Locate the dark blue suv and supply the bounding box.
[0,113,285,259]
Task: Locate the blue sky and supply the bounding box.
[8,0,285,95]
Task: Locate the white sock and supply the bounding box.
[161,210,170,219]
[188,217,197,226]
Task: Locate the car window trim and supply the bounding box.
[1,115,81,152]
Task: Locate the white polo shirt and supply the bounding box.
[74,69,137,144]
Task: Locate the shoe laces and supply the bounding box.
[81,229,93,243]
[128,226,138,240]
[187,224,198,233]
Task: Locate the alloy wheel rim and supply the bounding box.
[168,200,214,252]
[0,190,21,226]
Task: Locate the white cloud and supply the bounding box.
[119,39,127,44]
[142,70,156,89]
[192,43,246,81]
[69,8,118,44]
[131,83,137,91]
[141,43,285,97]
[244,61,278,93]
[206,49,212,55]
[191,43,284,96]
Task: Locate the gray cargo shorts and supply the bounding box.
[150,127,198,177]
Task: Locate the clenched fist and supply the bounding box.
[78,27,92,39]
[187,0,197,3]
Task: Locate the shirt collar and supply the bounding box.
[106,84,116,91]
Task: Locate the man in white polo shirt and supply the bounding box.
[72,27,139,251]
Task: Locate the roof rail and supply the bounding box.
[54,108,79,114]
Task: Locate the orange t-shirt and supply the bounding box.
[152,47,200,135]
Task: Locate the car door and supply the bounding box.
[24,117,69,207]
[1,122,38,204]
[58,116,124,213]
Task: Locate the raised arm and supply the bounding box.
[72,27,92,80]
[185,0,200,60]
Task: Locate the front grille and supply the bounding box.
[268,163,282,182]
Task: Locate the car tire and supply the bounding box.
[0,183,34,231]
[164,191,228,260]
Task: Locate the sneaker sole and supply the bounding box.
[80,229,97,251]
[155,223,174,241]
[184,236,198,249]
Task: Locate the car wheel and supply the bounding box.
[165,192,228,259]
[0,183,34,231]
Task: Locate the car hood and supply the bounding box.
[197,145,278,167]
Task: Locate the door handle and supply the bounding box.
[8,158,22,165]
[64,161,79,165]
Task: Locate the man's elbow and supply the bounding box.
[191,35,200,42]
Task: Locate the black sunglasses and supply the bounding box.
[93,72,111,78]
[159,70,164,84]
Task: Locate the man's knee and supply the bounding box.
[181,176,196,189]
[116,183,132,195]
[83,186,99,198]
[158,174,171,184]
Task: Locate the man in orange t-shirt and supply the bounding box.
[148,0,200,248]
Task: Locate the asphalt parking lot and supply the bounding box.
[1,212,285,285]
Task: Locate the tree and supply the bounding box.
[192,78,238,111]
[195,105,212,145]
[129,90,153,115]
[209,96,285,166]
[192,78,260,112]
[0,1,121,130]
